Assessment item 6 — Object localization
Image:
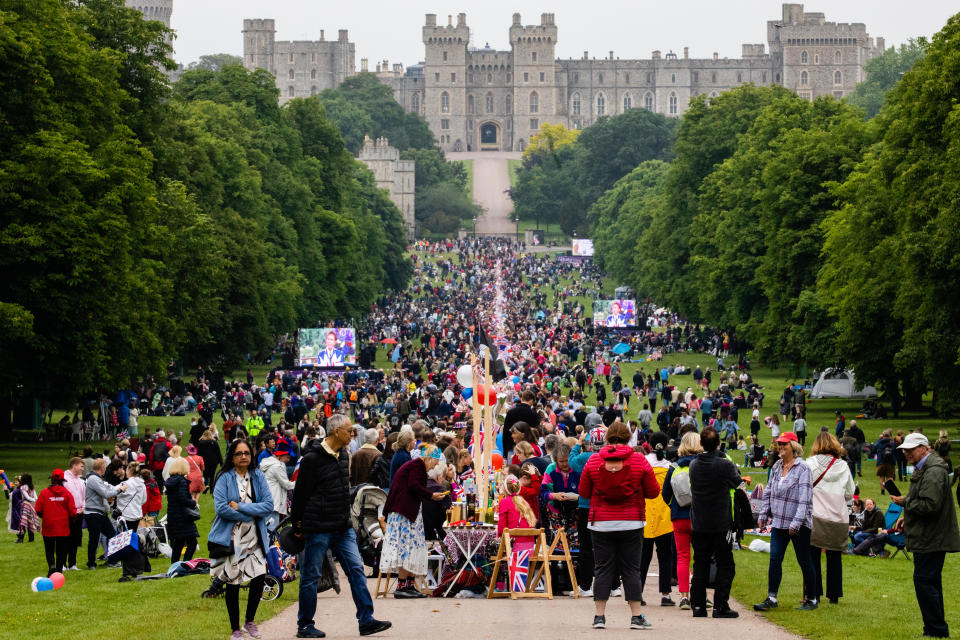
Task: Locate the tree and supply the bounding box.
[522,122,579,165]
[187,53,243,71]
[847,39,928,118]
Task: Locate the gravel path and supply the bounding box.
[448,151,521,236]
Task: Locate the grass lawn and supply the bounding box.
[508,158,521,188]
[460,158,474,200]
[516,219,569,244]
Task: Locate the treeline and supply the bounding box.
[316,74,481,235]
[511,109,677,234]
[0,0,412,402]
[590,19,960,415]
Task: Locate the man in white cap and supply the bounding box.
[890,432,960,638]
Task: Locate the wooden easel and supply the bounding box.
[486,528,554,599]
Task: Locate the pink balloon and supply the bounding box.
[49,572,65,589]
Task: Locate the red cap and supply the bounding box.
[51,469,65,480]
[775,432,799,444]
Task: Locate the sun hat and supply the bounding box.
[898,433,929,450]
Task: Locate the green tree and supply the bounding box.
[847,39,928,118]
[187,53,243,71]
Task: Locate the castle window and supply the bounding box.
[443,51,448,62]
[412,93,420,112]
[435,72,440,81]
[623,94,631,111]
[762,72,767,83]
[801,50,808,64]
[646,72,652,83]
[596,93,605,116]
[776,72,781,84]
[671,73,676,83]
[506,95,512,113]
[574,73,579,83]
[468,94,474,113]
[532,52,537,61]
[669,92,678,114]
[693,72,699,83]
[451,73,456,82]
[530,118,539,130]
[737,73,742,83]
[529,91,539,113]
[801,71,809,86]
[289,53,294,63]
[834,70,842,85]
[487,73,492,83]
[598,73,604,84]
[625,74,630,84]
[506,119,512,130]
[540,72,545,82]
[572,92,581,115]
[814,54,820,64]
[288,86,294,97]
[311,69,316,80]
[311,53,316,62]
[469,74,473,83]
[506,73,511,82]
[468,119,473,129]
[289,69,295,80]
[311,86,317,96]
[486,92,494,113]
[835,50,842,64]
[441,91,450,113]
[644,92,653,111]
[712,72,717,83]
[524,72,529,82]
[441,119,450,130]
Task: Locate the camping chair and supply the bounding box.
[883,502,910,560]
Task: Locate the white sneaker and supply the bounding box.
[67,565,80,571]
[611,587,623,597]
[578,587,594,597]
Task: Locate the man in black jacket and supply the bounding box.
[688,427,741,619]
[290,414,391,638]
[503,390,539,463]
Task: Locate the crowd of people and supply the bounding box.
[5,237,960,638]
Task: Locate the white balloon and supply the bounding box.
[456,364,473,387]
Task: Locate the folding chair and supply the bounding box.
[487,528,553,600]
[883,502,910,560]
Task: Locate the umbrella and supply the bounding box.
[380,338,397,344]
[611,343,631,355]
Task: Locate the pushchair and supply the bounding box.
[350,484,387,575]
[200,513,291,601]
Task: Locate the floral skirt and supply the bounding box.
[379,511,427,576]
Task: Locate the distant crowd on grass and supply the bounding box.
[4,237,960,637]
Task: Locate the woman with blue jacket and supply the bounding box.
[209,439,274,640]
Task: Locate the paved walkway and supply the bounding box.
[259,567,801,640]
[448,151,521,236]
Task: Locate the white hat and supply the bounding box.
[898,433,929,449]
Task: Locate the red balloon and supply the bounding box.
[477,384,496,406]
[49,572,65,589]
[491,451,504,471]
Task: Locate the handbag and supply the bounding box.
[207,540,234,559]
[184,504,201,521]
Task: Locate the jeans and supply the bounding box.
[85,512,115,567]
[690,530,736,611]
[298,527,375,630]
[913,551,949,638]
[768,526,816,601]
[592,528,644,602]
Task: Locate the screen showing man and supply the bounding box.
[593,299,636,328]
[298,328,356,367]
[317,330,344,366]
[572,239,595,257]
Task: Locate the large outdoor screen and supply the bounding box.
[572,239,595,257]
[298,328,357,367]
[593,299,637,328]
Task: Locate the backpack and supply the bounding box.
[593,451,635,505]
[371,455,391,489]
[669,464,692,507]
[151,440,169,471]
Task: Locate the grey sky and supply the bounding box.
[170,1,955,68]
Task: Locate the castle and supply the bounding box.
[125,0,173,45]
[358,136,416,240]
[243,4,883,153]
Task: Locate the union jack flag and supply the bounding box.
[509,547,530,592]
[451,481,464,502]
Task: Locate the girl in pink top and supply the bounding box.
[497,476,536,552]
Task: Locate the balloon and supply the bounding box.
[512,376,520,384]
[456,364,473,388]
[476,385,496,406]
[491,451,504,471]
[31,577,43,592]
[49,572,65,589]
[36,578,54,592]
[461,387,473,400]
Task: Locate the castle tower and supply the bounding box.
[242,19,277,76]
[126,0,172,28]
[422,13,470,151]
[510,13,559,149]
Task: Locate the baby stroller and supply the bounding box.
[200,513,289,601]
[351,484,387,575]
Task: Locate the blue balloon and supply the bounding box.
[512,376,520,384]
[461,387,473,400]
[36,578,54,592]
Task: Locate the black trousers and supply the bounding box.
[810,546,843,600]
[226,575,266,631]
[576,507,595,589]
[690,530,736,611]
[85,512,115,567]
[67,516,83,567]
[44,536,69,575]
[640,532,674,594]
[592,528,644,602]
[914,551,949,638]
[204,466,218,493]
[170,537,198,563]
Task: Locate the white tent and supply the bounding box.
[810,368,877,399]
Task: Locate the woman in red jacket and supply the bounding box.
[578,421,660,631]
[35,469,77,577]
